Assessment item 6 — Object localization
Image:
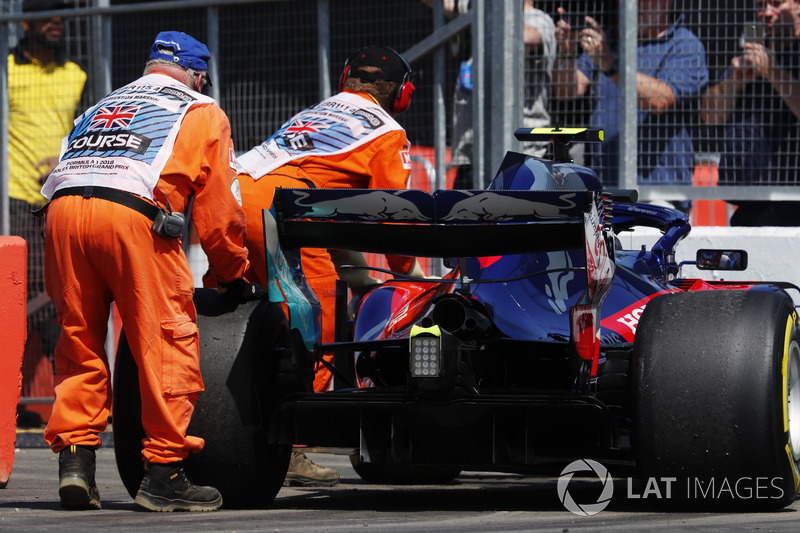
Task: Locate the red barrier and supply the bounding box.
[691,161,729,227]
[0,236,27,488]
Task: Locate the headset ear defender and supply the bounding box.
[338,64,351,93]
[392,72,415,114]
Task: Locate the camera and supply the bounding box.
[151,209,185,239]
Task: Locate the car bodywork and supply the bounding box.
[113,128,800,510]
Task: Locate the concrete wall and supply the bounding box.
[621,227,800,304]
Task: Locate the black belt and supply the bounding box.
[39,185,160,221]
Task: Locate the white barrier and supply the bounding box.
[621,227,800,304]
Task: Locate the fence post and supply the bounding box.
[0,236,27,487]
[317,0,331,100]
[481,0,521,187]
[618,0,638,189]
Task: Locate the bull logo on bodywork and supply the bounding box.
[440,192,577,221]
[293,190,431,221]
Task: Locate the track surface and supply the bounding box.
[2,448,799,532]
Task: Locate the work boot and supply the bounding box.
[134,461,222,512]
[58,444,101,510]
[283,451,340,487]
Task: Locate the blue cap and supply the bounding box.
[149,31,210,71]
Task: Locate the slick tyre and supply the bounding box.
[111,332,146,501]
[633,290,800,510]
[114,290,303,508]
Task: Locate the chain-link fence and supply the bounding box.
[6,2,798,220]
[3,0,800,408]
[544,0,800,226]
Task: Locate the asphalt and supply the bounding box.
[1,446,362,533]
[6,446,800,533]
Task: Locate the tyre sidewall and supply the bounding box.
[633,290,800,509]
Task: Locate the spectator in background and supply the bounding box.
[233,45,425,488]
[442,0,556,189]
[553,0,708,195]
[700,0,800,226]
[7,0,86,391]
[41,30,257,512]
[520,1,557,157]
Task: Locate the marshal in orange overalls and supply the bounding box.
[43,75,248,464]
[238,91,416,392]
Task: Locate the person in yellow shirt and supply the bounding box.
[8,0,86,371]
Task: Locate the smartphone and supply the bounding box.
[743,23,764,44]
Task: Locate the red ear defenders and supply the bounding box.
[338,47,416,114]
[392,67,415,115]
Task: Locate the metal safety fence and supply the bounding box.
[3,0,800,408]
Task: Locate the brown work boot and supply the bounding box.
[283,451,340,487]
[134,461,222,512]
[58,444,101,510]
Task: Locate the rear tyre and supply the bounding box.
[184,298,297,508]
[111,332,145,500]
[633,290,800,510]
[114,290,306,508]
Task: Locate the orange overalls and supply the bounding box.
[239,91,414,392]
[43,84,248,464]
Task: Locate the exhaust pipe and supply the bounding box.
[432,295,493,339]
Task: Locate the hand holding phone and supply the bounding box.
[742,23,764,45]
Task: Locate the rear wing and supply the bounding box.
[267,187,616,373]
[272,188,596,257]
